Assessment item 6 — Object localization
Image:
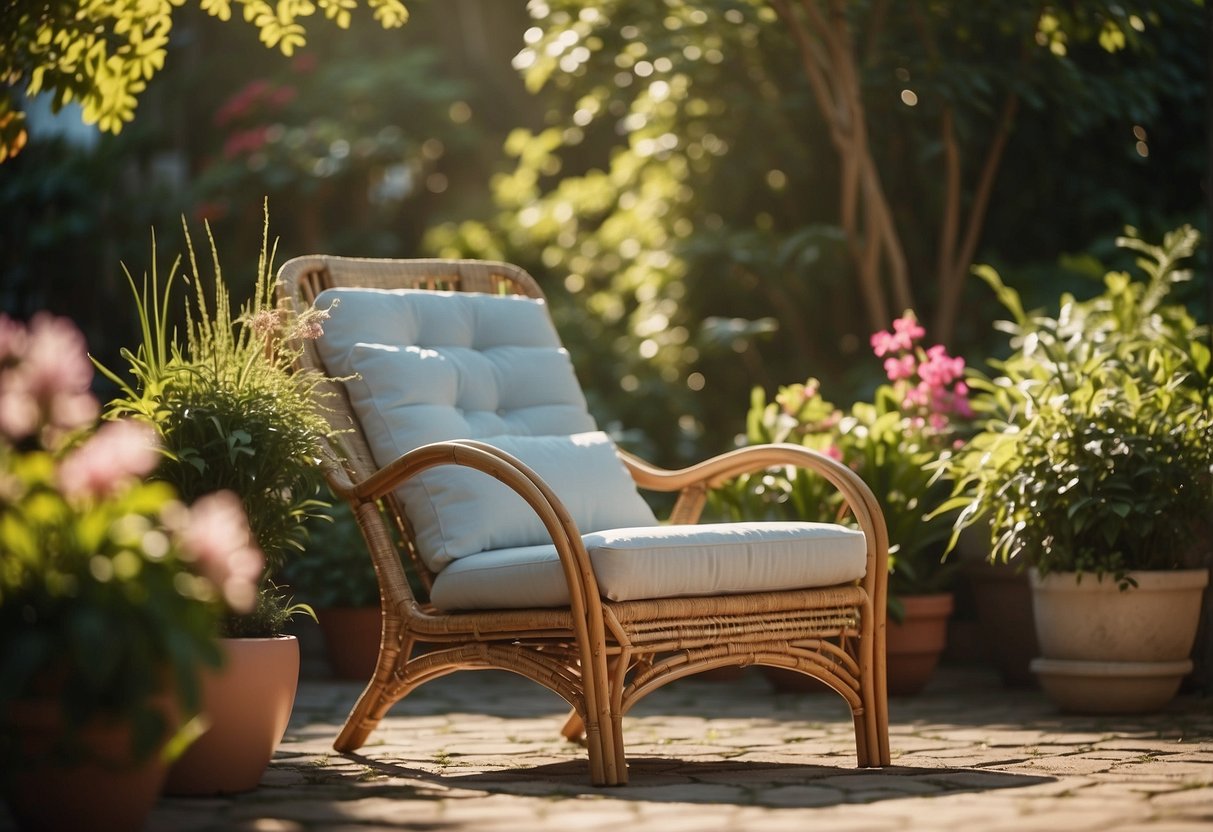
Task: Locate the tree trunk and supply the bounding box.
[770,0,914,334]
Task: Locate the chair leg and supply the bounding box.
[334,682,397,752]
[608,711,628,785]
[560,708,585,742]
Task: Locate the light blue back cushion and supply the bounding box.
[315,288,657,571]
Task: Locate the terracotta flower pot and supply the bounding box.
[317,606,382,680]
[3,694,177,832]
[763,593,955,696]
[965,560,1039,687]
[163,635,299,795]
[886,593,954,696]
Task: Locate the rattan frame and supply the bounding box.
[277,255,891,786]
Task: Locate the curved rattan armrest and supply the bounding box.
[347,439,605,623]
[620,443,889,601]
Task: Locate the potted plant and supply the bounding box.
[712,312,973,694]
[939,225,1212,713]
[95,209,333,793]
[0,313,262,831]
[280,501,383,680]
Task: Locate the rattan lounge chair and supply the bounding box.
[277,256,891,786]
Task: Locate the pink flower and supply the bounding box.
[293,314,326,341]
[902,382,930,409]
[0,314,99,442]
[223,126,270,159]
[823,445,843,461]
[918,344,965,387]
[0,315,26,362]
[292,53,318,74]
[214,79,273,127]
[57,420,160,499]
[870,329,896,358]
[248,309,281,340]
[892,313,925,344]
[270,86,297,108]
[179,491,264,613]
[883,354,916,382]
[870,312,925,357]
[953,383,975,418]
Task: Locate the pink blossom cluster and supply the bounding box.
[214,79,298,128]
[223,125,271,160]
[177,491,265,614]
[57,419,160,500]
[870,312,973,432]
[0,313,99,445]
[0,312,265,614]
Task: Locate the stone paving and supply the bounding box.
[152,659,1213,831]
[4,661,1211,831]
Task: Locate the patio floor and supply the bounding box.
[4,655,1211,831]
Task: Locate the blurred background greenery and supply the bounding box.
[2,0,1207,466]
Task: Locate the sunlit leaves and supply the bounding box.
[1,0,412,162]
[318,0,357,28]
[201,0,234,21]
[0,105,28,163]
[368,0,409,28]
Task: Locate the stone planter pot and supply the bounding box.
[1029,568,1209,713]
[886,593,954,696]
[164,635,299,795]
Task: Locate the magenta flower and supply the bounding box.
[180,491,265,613]
[883,354,916,382]
[57,420,160,500]
[892,313,926,344]
[869,329,896,358]
[918,344,966,387]
[870,312,925,357]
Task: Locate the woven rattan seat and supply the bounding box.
[278,256,891,785]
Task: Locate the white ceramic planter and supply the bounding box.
[1030,568,1208,661]
[1029,568,1208,713]
[1030,657,1194,714]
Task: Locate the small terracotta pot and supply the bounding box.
[965,560,1039,687]
[318,606,382,680]
[163,635,299,795]
[886,593,954,696]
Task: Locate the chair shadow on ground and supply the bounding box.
[342,752,1055,808]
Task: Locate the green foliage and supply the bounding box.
[95,206,332,635]
[0,0,409,161]
[0,315,231,773]
[191,44,479,258]
[939,225,1213,582]
[279,501,380,609]
[427,0,1206,461]
[711,314,976,610]
[219,581,315,637]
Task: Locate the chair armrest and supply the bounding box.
[621,443,889,594]
[348,439,605,623]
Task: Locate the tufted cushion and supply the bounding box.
[314,288,597,450]
[429,522,869,610]
[401,431,658,571]
[314,289,658,572]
